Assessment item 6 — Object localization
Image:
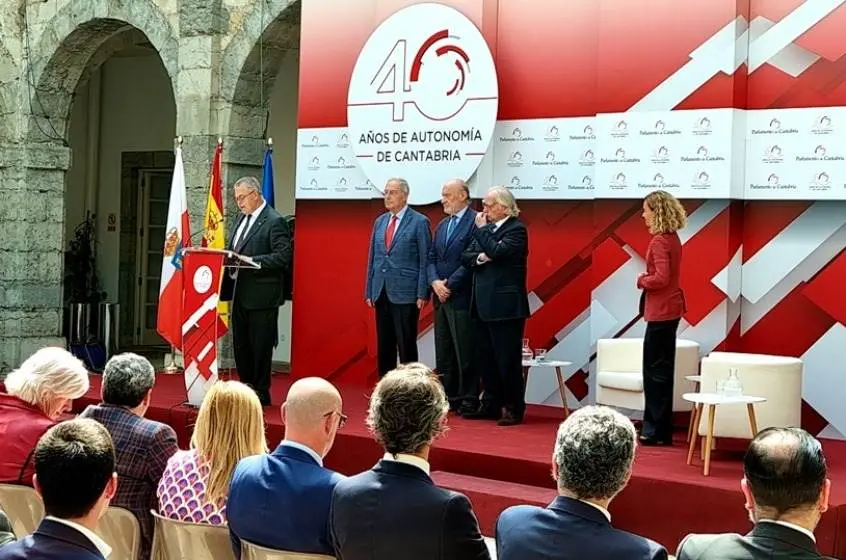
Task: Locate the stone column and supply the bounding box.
[0,142,69,371]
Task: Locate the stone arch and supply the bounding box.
[26,0,178,143]
[221,0,301,139]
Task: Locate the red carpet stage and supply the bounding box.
[75,373,846,557]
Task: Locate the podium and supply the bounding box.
[181,247,260,406]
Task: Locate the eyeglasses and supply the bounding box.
[234,191,257,203]
[324,410,348,429]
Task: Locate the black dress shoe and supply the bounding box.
[462,405,500,420]
[639,435,672,446]
[497,411,523,426]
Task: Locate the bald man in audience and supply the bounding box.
[677,427,833,560]
[227,378,347,557]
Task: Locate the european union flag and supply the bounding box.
[262,147,275,208]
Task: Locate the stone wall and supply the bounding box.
[0,0,300,371]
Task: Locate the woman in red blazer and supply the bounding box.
[637,190,687,446]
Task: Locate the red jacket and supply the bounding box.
[637,232,686,322]
[0,393,57,485]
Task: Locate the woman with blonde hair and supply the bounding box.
[157,380,267,525]
[637,190,687,446]
[0,347,90,485]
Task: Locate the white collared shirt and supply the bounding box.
[451,205,469,222]
[759,519,816,543]
[382,452,430,475]
[389,205,409,226]
[280,440,323,466]
[46,516,112,558]
[580,500,611,522]
[233,198,267,244]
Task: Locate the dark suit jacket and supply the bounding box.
[496,496,667,560]
[0,518,105,560]
[330,460,490,560]
[461,217,530,322]
[78,404,177,560]
[221,204,293,309]
[677,522,833,560]
[227,443,345,558]
[427,207,476,310]
[637,232,685,322]
[366,208,432,304]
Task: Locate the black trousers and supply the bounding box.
[375,291,420,377]
[232,302,278,405]
[642,318,680,440]
[476,317,526,415]
[433,299,477,407]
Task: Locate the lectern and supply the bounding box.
[181,247,260,406]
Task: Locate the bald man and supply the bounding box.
[428,179,479,414]
[227,378,347,557]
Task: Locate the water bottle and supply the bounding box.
[724,368,743,397]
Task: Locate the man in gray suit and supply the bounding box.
[677,427,834,560]
[365,178,432,377]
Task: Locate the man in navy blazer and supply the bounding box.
[227,377,346,557]
[0,419,118,560]
[365,178,432,377]
[428,179,478,413]
[330,364,490,560]
[496,406,667,560]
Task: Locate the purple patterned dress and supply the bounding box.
[156,449,227,526]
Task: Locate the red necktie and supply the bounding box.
[385,215,398,248]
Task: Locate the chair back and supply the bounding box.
[241,540,335,559]
[150,510,235,560]
[98,506,140,560]
[0,483,44,537]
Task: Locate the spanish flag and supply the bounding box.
[202,141,229,337]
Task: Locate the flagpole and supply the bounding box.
[163,135,184,375]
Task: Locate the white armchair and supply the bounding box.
[595,338,701,411]
[696,352,802,439]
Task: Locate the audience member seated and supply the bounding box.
[496,405,667,560]
[677,427,833,560]
[79,353,178,560]
[0,418,118,560]
[0,347,89,486]
[330,363,490,560]
[228,377,346,557]
[0,509,14,547]
[157,380,267,525]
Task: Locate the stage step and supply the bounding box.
[431,471,557,536]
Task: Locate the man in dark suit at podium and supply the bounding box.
[221,176,292,406]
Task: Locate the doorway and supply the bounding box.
[133,167,172,346]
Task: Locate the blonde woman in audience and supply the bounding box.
[0,347,89,485]
[156,380,267,525]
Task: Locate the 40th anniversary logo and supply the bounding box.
[347,3,499,205]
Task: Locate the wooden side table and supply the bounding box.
[522,359,573,419]
[683,392,766,476]
[684,375,702,443]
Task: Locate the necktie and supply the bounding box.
[235,214,252,249]
[385,215,398,248]
[446,216,457,241]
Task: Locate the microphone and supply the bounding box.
[189,215,226,245]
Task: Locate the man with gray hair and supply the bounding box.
[330,363,490,560]
[495,406,667,559]
[220,175,292,406]
[365,178,432,377]
[79,353,178,560]
[461,186,530,426]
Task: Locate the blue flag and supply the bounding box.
[261,147,275,208]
